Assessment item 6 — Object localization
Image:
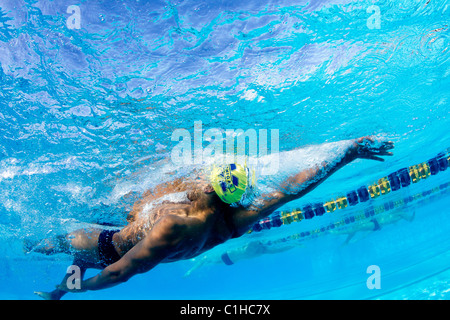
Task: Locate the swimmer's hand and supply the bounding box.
[34,282,87,300]
[348,136,394,162]
[34,290,66,300]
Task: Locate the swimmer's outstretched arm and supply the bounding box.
[57,215,195,294]
[234,137,394,233]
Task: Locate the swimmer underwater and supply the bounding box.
[29,136,393,299]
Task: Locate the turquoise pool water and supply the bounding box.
[0,0,449,300]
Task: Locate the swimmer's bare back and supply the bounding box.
[114,173,237,261]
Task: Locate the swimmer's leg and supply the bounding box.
[24,228,102,257]
[24,234,69,255]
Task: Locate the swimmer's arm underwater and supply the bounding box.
[234,137,394,232]
[58,215,191,293]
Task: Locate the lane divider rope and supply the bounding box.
[248,148,450,234]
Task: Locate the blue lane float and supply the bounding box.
[248,148,450,233]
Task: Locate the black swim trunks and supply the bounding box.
[98,229,121,268]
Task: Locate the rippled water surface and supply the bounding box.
[0,0,449,299]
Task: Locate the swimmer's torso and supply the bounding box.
[113,177,236,261]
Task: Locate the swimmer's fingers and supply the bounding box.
[356,142,394,161]
[357,138,394,147]
[369,149,394,156]
[356,138,394,152]
[370,141,394,155]
[360,147,394,159]
[358,154,386,162]
[381,141,395,150]
[349,137,394,162]
[377,141,395,153]
[378,151,394,156]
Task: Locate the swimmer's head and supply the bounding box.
[209,164,249,204]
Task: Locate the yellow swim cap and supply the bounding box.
[210,164,248,204]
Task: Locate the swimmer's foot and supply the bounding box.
[23,236,66,255]
[23,238,54,255]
